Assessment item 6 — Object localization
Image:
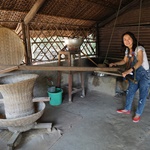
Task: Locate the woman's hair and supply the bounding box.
[121,31,143,52]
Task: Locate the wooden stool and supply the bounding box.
[57,50,85,102]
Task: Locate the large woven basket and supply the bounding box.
[0,74,39,119]
[0,27,25,65]
[0,102,45,132]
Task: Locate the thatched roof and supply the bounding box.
[0,0,141,30]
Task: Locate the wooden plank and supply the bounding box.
[7,132,21,149]
[33,97,49,102]
[94,71,122,77]
[0,97,49,104]
[0,65,18,74]
[19,65,119,72]
[33,123,52,130]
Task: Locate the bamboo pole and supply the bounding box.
[19,65,119,72]
[81,51,99,67]
[24,0,46,25]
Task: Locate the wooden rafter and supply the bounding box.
[24,0,46,25]
[15,0,46,33]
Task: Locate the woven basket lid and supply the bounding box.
[0,27,25,65]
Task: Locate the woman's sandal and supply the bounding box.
[117,109,130,114]
[133,116,140,123]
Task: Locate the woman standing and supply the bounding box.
[109,32,150,123]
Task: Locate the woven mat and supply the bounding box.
[0,27,25,65]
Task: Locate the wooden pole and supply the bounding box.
[19,65,119,72]
[81,51,99,67]
[24,0,46,25]
[25,25,32,65]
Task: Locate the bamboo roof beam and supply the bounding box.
[15,0,46,33]
[24,0,46,25]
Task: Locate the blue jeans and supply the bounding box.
[125,70,150,116]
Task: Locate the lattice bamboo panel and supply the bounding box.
[28,22,96,64]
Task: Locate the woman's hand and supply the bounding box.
[122,68,133,77]
[109,63,117,67]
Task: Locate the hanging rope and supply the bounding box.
[133,0,142,82]
[137,0,142,44]
[103,0,123,64]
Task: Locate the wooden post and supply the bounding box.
[25,24,32,65]
[96,23,100,57]
[23,0,46,64]
[20,22,28,64]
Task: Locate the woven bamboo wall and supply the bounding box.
[28,22,96,64]
[99,26,150,62]
[98,0,150,62]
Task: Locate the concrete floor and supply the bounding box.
[1,90,150,150]
[40,91,150,150]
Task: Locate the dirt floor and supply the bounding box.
[1,90,150,150]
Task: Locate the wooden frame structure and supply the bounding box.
[13,0,97,65]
